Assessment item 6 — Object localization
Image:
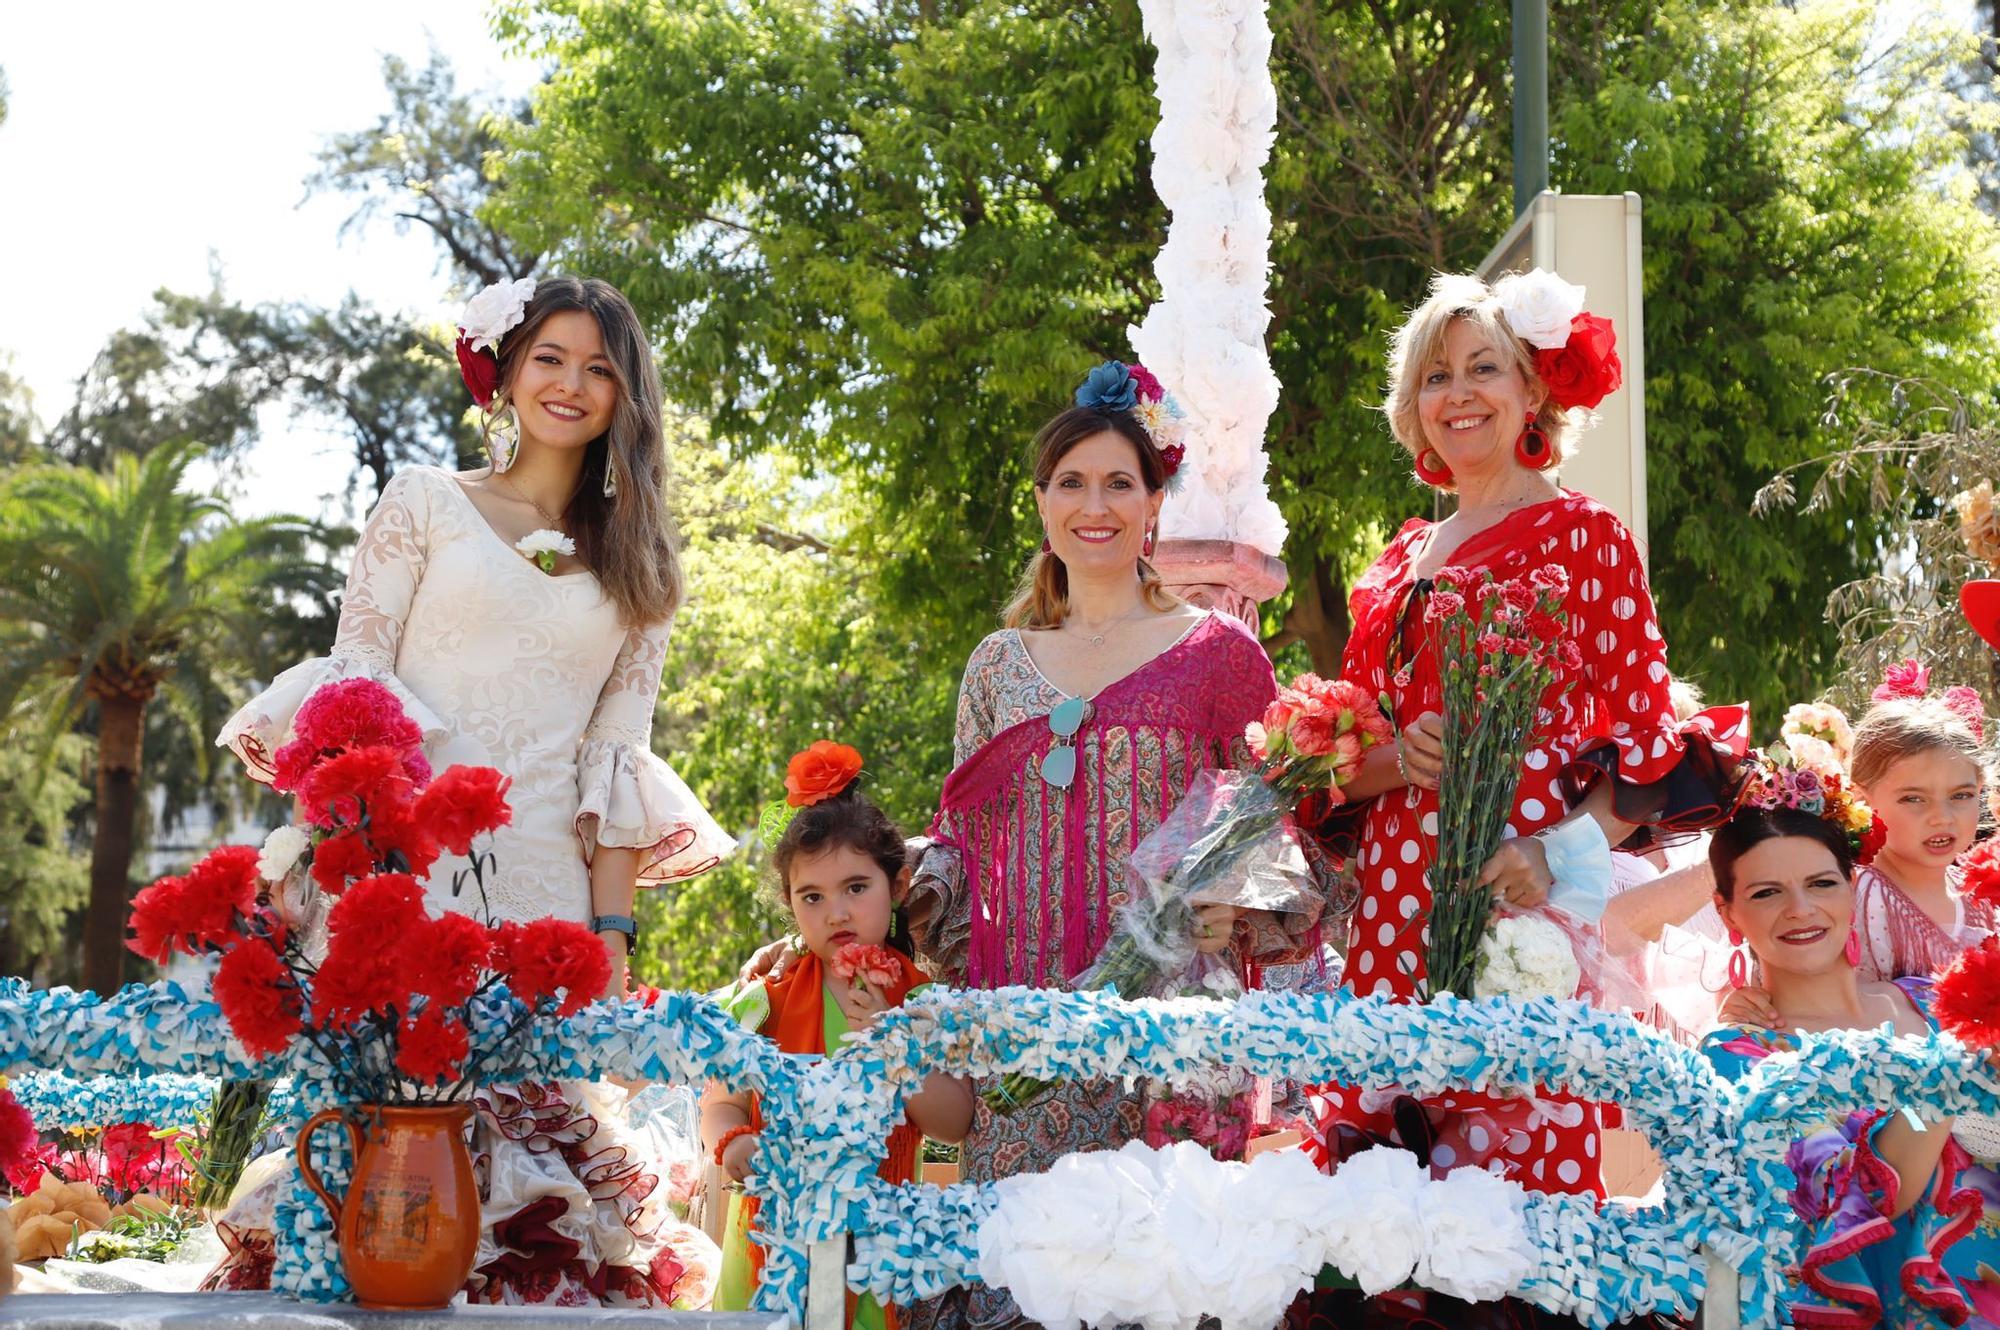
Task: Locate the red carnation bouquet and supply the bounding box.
[128,680,607,1104]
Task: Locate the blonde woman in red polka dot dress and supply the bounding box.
[1303,273,1746,1202]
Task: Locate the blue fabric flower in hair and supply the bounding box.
[1074,361,1138,414]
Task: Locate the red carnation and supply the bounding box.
[311,950,403,1031]
[399,911,493,1007]
[0,1087,36,1188]
[394,1006,471,1085]
[367,799,442,880]
[413,765,514,856]
[272,678,431,792]
[495,918,610,1017]
[126,844,262,961]
[326,873,429,954]
[1533,313,1622,411]
[455,336,500,408]
[4,1138,57,1195]
[1936,940,2000,1049]
[298,745,415,830]
[311,830,379,896]
[1962,838,2000,912]
[213,940,305,1058]
[1859,811,1889,866]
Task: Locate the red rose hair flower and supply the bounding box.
[413,765,514,856]
[213,940,305,1058]
[496,918,610,1017]
[1532,312,1623,411]
[394,1006,471,1085]
[785,741,864,807]
[1936,940,2000,1049]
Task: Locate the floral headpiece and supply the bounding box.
[453,277,539,407]
[1871,657,1986,741]
[758,741,865,849]
[1778,701,1855,776]
[1490,269,1624,412]
[1074,361,1188,491]
[1738,744,1880,863]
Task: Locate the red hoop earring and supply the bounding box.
[1413,448,1453,486]
[1844,927,1862,967]
[1514,412,1554,470]
[1726,927,1751,989]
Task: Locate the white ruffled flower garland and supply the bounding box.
[1126,0,1287,557]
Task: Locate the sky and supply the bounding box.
[0,1,541,521]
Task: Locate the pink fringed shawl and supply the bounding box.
[928,614,1277,989]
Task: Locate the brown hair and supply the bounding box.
[1710,805,1855,904]
[768,785,914,956]
[485,276,683,628]
[1001,405,1181,630]
[1849,697,1988,791]
[1383,272,1582,491]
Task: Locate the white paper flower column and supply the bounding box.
[1128,0,1289,625]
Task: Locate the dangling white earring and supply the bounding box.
[602,457,618,499]
[485,403,520,473]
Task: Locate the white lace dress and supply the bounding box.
[218,464,731,922]
[210,465,729,1306]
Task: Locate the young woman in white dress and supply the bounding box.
[212,276,732,1306]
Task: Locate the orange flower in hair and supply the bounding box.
[785,741,864,807]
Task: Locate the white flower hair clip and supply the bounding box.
[454,276,539,407]
[1490,268,1587,350]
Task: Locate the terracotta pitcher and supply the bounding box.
[297,1103,480,1309]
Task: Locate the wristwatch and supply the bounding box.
[590,913,639,954]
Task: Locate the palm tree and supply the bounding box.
[0,442,340,991]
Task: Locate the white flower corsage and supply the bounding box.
[1490,268,1587,350]
[257,825,312,882]
[515,528,576,574]
[1477,911,1582,1001]
[458,277,539,354]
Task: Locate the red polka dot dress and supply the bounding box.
[1306,491,1708,1199]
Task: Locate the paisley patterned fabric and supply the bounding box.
[905,611,1284,1330]
[216,466,731,924]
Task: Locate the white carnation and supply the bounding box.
[1414,1165,1534,1302]
[257,825,311,882]
[1491,268,1586,350]
[1477,912,1582,1001]
[1320,1146,1427,1294]
[514,529,577,558]
[458,276,539,354]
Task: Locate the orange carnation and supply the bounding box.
[785,741,864,807]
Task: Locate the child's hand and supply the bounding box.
[1718,985,1779,1029]
[721,1131,759,1183]
[833,975,891,1030]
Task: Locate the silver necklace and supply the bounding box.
[1064,607,1150,647]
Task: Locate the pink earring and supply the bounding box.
[1726,927,1750,989]
[1041,537,1052,554]
[1142,529,1154,559]
[1844,927,1862,967]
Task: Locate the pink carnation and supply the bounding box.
[1126,363,1164,402]
[1873,658,1931,702]
[1424,589,1466,623]
[1944,686,1987,741]
[831,942,901,990]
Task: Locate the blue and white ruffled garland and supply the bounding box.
[7,1071,301,1132]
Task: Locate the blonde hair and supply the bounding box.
[1849,697,1989,790]
[1002,405,1180,630]
[1383,272,1583,490]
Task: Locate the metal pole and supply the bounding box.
[1512,0,1549,217]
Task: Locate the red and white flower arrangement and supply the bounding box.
[1491,269,1624,411]
[126,679,607,1103]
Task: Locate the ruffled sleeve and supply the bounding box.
[574,616,733,886]
[1554,506,1751,839]
[215,468,449,782]
[1700,1023,1982,1328]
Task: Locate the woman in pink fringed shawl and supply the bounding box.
[899,365,1308,1330]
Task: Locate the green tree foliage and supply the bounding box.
[634,420,956,991]
[490,0,1165,677]
[0,443,342,991]
[0,729,90,985]
[1554,0,2000,723]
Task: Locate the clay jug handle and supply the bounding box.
[296,1108,362,1219]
